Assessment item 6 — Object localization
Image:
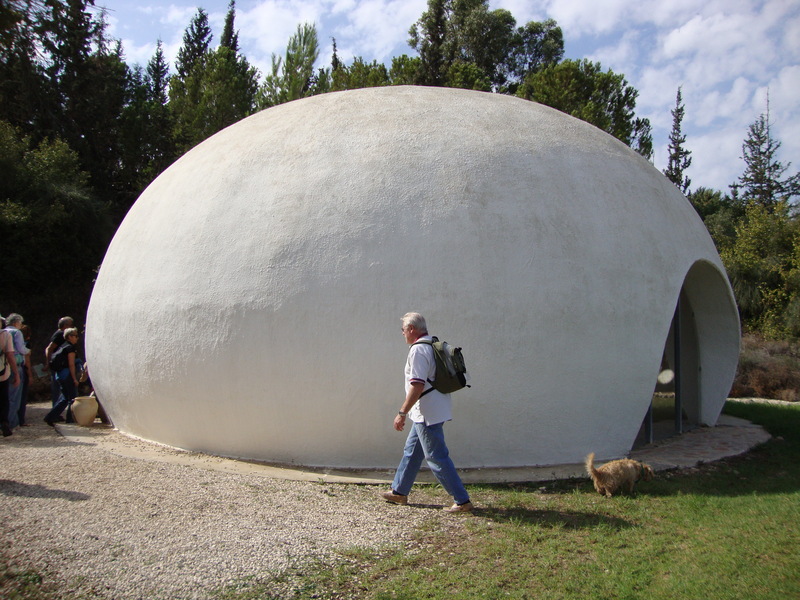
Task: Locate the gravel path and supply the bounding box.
[1,403,463,599]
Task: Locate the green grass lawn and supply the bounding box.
[221,400,800,600]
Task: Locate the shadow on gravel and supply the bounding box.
[0,479,90,501]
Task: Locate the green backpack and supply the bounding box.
[412,336,470,396]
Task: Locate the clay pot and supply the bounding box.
[71,396,98,426]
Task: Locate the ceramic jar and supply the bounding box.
[71,396,98,426]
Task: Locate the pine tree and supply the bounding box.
[408,0,448,85]
[736,109,800,212]
[147,40,170,105]
[175,8,212,79]
[330,57,390,91]
[144,41,176,178]
[0,0,24,46]
[330,37,341,73]
[389,55,421,85]
[0,1,51,137]
[664,87,692,194]
[220,0,239,53]
[36,1,130,205]
[257,23,321,108]
[170,5,257,152]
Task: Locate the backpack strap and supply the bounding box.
[419,384,436,398]
[410,338,436,398]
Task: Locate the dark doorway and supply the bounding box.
[634,289,700,448]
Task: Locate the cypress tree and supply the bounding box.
[664,87,692,195]
[175,8,212,79]
[220,0,239,53]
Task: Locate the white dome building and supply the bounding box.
[86,86,739,472]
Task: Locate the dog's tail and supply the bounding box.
[585,452,598,477]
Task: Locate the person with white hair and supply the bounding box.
[3,313,31,430]
[0,314,20,436]
[381,312,473,513]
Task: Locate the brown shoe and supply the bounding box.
[381,490,408,505]
[444,501,473,513]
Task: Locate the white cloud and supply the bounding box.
[686,127,747,192]
[330,0,358,14]
[638,0,711,28]
[636,65,683,121]
[774,118,800,179]
[659,1,796,84]
[232,0,422,64]
[335,0,425,61]
[119,39,158,67]
[541,0,632,36]
[161,4,199,27]
[763,65,800,118]
[493,0,547,24]
[229,0,330,77]
[661,13,744,60]
[589,29,644,79]
[238,1,326,56]
[754,65,800,177]
[781,9,800,57]
[693,77,756,129]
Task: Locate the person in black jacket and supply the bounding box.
[44,328,82,425]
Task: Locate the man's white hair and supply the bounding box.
[402,312,427,333]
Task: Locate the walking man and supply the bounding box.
[382,312,472,513]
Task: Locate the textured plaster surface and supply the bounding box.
[86,86,740,469]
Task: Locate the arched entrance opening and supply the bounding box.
[634,260,740,448]
[635,289,699,446]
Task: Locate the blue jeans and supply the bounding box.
[7,372,22,429]
[50,374,64,407]
[392,421,470,504]
[0,377,10,433]
[18,367,29,425]
[44,368,76,423]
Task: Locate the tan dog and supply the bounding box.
[585,453,654,497]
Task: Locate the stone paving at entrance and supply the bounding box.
[629,413,771,471]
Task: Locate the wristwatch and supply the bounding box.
[398,411,407,416]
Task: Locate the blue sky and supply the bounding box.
[95,0,800,193]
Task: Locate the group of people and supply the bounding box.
[0,313,31,436]
[0,314,87,436]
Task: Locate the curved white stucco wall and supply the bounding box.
[86,86,739,469]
